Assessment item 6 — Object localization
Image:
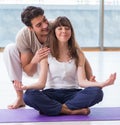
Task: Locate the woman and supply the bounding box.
[14,16,116,116]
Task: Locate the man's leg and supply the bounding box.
[3,43,22,81]
[3,43,25,109]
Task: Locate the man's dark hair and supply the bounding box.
[21,6,44,27]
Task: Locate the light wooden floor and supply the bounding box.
[0,51,120,125]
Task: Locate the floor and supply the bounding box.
[0,51,120,125]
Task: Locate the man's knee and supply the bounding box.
[4,43,16,53]
[3,43,19,58]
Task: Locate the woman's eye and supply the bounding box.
[58,27,62,30]
[65,27,70,30]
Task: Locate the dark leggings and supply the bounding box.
[23,87,103,116]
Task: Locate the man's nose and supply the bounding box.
[42,22,48,28]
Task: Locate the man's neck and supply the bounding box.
[37,35,48,44]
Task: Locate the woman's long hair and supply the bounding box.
[47,16,85,67]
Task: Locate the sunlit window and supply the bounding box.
[0,0,99,5]
[105,0,120,5]
[104,0,120,47]
[0,0,39,4]
[1,0,120,49]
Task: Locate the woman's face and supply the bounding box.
[55,26,71,43]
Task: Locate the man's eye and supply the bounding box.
[44,18,47,22]
[36,24,41,27]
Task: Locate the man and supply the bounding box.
[3,6,94,109]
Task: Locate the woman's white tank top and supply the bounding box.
[45,54,80,89]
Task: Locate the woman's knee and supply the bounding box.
[23,89,36,104]
[93,87,104,102]
[86,87,103,102]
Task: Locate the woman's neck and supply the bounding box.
[58,44,72,62]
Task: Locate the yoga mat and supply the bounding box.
[0,107,120,123]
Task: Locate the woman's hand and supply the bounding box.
[89,75,96,82]
[101,73,116,88]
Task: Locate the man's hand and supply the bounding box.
[31,47,50,64]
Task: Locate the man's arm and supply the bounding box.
[20,52,37,76]
[20,47,50,76]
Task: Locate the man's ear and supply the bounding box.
[28,26,33,31]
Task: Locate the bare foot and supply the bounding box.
[71,108,90,115]
[61,104,90,115]
[8,99,25,109]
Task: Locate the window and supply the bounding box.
[0,0,120,50]
[104,0,120,48]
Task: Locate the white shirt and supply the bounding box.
[45,54,80,89]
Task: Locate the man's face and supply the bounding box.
[30,15,49,37]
